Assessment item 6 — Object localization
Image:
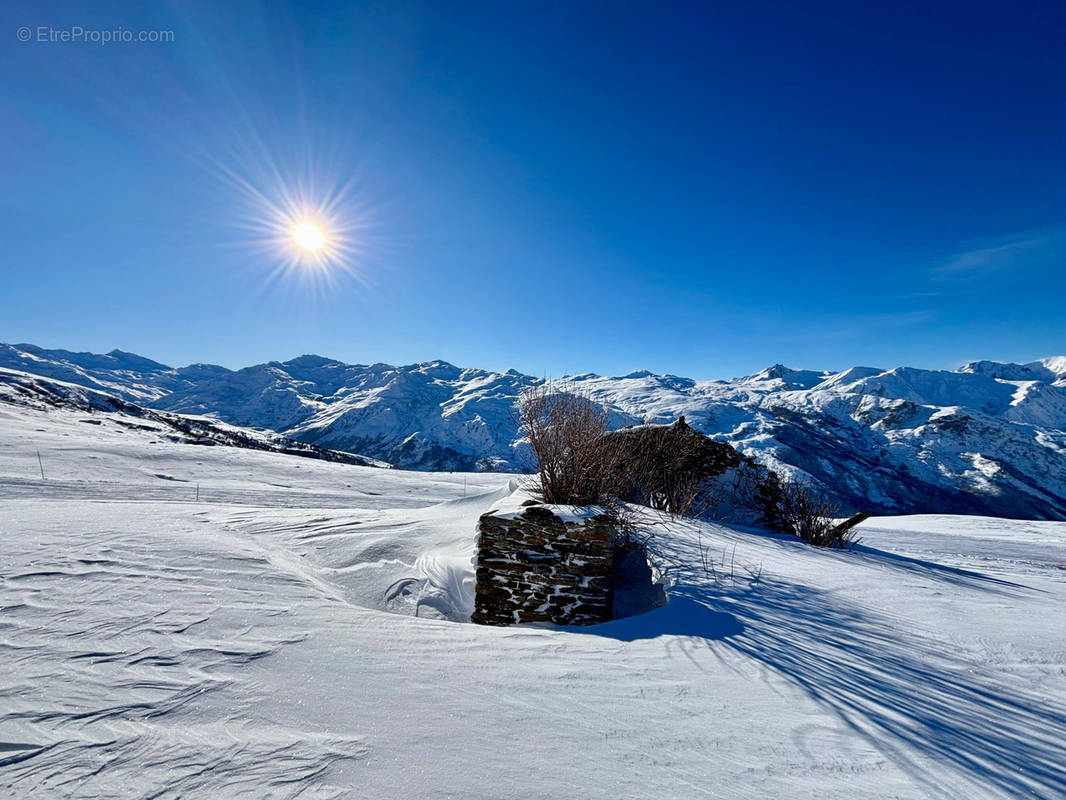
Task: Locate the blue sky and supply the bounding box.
[2,0,1064,378]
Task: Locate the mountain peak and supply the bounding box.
[958,359,1060,382]
[281,354,345,369]
[105,350,171,372]
[746,364,829,389]
[3,341,1066,519]
[394,360,463,380]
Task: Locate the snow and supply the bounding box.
[1042,356,1066,380]
[2,393,1066,798]
[4,342,1066,519]
[482,486,615,523]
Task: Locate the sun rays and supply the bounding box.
[198,124,382,298]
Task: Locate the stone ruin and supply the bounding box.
[471,497,665,627]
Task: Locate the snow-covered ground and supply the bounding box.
[2,402,1065,798]
[5,342,1066,519]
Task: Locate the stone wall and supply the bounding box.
[472,503,620,626]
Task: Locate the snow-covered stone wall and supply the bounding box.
[472,503,619,626]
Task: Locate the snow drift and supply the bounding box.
[1,397,1065,798]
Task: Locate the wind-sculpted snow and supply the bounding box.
[0,503,369,798]
[210,482,522,623]
[3,343,1066,519]
[2,407,1066,798]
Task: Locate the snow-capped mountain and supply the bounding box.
[0,365,387,469]
[2,342,1065,519]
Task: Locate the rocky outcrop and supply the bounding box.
[472,503,620,626]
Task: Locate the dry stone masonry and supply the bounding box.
[472,501,621,626]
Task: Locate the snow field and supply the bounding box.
[1,401,1065,798]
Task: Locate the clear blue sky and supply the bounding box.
[2,0,1064,378]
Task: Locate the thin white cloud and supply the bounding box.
[933,226,1065,280]
[754,309,940,345]
[891,290,946,300]
[856,309,940,327]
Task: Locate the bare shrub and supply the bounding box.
[783,482,846,547]
[605,417,742,516]
[757,472,860,548]
[515,401,753,519]
[514,383,623,505]
[696,456,766,522]
[513,392,863,551]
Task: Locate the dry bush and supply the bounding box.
[515,395,752,520]
[514,390,863,552]
[695,456,767,522]
[783,482,846,547]
[514,383,623,506]
[757,473,859,548]
[605,417,742,516]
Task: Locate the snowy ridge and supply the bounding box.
[2,343,1065,519]
[0,367,388,469]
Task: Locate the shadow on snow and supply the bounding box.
[576,527,1065,798]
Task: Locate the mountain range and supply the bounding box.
[0,363,387,469]
[2,342,1065,520]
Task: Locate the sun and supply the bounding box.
[214,145,371,292]
[293,221,325,252]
